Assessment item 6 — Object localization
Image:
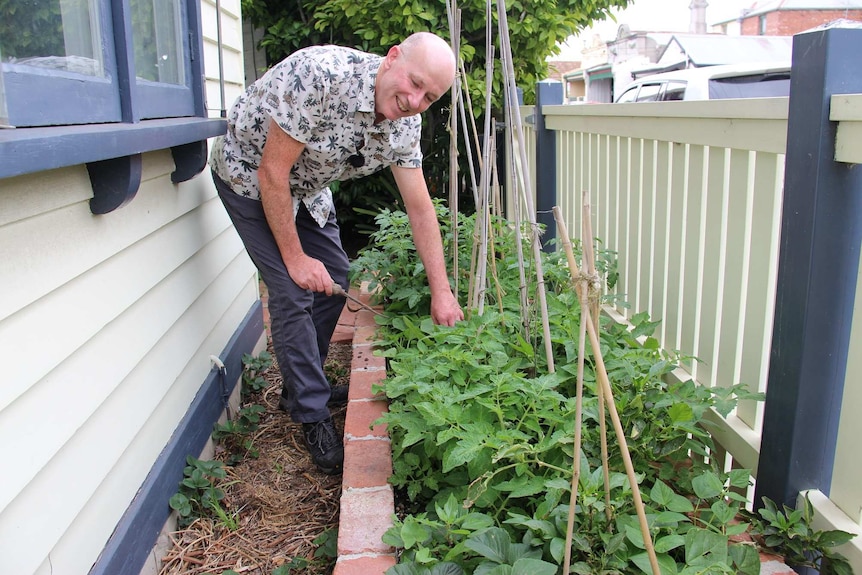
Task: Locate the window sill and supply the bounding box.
[0,117,226,179]
[0,117,226,214]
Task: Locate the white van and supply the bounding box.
[614,62,792,103]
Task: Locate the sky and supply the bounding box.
[554,0,759,58]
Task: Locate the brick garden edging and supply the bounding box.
[334,289,397,575]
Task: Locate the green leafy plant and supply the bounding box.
[354,206,779,574]
[212,404,266,465]
[169,456,238,530]
[241,350,273,396]
[747,495,856,575]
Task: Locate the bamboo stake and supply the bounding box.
[471,25,494,313]
[553,207,585,575]
[555,206,661,575]
[488,150,505,313]
[457,63,480,207]
[455,62,481,315]
[496,0,554,372]
[446,1,461,297]
[580,193,612,522]
[582,295,661,575]
[498,54,531,338]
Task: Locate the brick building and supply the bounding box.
[714,0,862,36]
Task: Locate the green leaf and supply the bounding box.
[442,435,484,473]
[668,403,694,423]
[168,493,191,516]
[728,469,752,489]
[691,472,724,500]
[654,534,686,553]
[650,480,676,507]
[429,563,466,575]
[818,529,857,548]
[494,475,546,498]
[473,565,511,575]
[386,564,423,575]
[549,537,565,563]
[729,543,761,575]
[684,528,728,565]
[710,500,738,525]
[630,551,679,575]
[510,558,557,575]
[400,520,431,549]
[436,493,462,524]
[464,528,511,563]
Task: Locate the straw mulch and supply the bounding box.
[158,341,352,575]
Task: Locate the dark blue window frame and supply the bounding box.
[0,0,226,213]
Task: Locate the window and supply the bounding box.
[635,83,661,102]
[615,86,639,103]
[0,0,225,203]
[0,0,197,127]
[661,81,687,101]
[708,73,791,100]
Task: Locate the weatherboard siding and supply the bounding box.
[0,143,258,573]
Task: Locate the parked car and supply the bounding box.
[614,62,792,103]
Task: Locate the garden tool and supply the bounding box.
[331,283,385,317]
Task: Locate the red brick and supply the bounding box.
[344,400,389,437]
[337,304,357,325]
[343,439,393,488]
[332,324,355,344]
[356,307,383,326]
[338,487,395,555]
[353,324,380,345]
[353,345,385,370]
[333,555,396,575]
[349,369,387,400]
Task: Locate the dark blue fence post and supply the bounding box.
[534,81,563,252]
[756,23,862,513]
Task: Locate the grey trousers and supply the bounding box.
[213,173,349,423]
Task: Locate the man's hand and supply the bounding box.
[284,253,336,295]
[431,290,464,327]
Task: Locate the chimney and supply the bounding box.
[689,0,708,34]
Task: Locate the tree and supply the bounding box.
[242,0,629,106]
[240,0,630,246]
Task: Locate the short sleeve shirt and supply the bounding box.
[209,45,424,227]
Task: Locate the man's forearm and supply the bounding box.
[260,175,304,265]
[408,204,453,295]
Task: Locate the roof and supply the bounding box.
[713,0,862,24]
[656,33,793,67]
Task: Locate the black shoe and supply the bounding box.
[279,385,349,412]
[302,418,344,474]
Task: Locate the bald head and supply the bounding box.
[399,32,457,87]
[374,32,457,122]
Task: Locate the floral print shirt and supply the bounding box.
[209,45,424,227]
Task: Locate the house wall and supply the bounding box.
[0,0,255,573]
[740,10,862,36]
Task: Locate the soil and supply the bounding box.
[157,340,353,575]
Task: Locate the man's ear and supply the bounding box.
[383,45,401,68]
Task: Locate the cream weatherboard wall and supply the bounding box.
[0,1,253,574]
[202,0,246,118]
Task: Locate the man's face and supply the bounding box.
[375,44,454,122]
